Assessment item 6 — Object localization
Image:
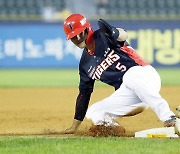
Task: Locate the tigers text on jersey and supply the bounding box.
[79,29,148,92]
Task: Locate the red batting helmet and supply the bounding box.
[63,14,93,40]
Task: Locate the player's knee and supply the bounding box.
[86,104,98,119]
[86,110,105,124]
[86,102,102,117]
[86,104,106,124]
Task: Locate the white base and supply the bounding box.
[135,127,179,138]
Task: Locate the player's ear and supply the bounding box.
[84,28,88,34]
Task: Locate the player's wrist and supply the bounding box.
[72,119,82,129]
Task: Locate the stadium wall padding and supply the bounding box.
[0,20,179,68]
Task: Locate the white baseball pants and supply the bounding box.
[86,65,175,126]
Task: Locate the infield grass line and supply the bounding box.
[0,68,179,87]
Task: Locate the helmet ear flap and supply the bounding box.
[85,27,94,46]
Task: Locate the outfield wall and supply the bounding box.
[0,20,179,68]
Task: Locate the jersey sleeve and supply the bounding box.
[100,29,125,48]
[74,92,91,121]
[79,67,95,94]
[117,40,125,47]
[73,66,95,121]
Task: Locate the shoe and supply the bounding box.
[164,115,176,127]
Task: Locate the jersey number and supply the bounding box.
[116,62,126,72]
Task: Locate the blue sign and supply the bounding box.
[0,21,179,68]
[0,23,82,68]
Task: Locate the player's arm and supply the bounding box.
[60,91,92,134]
[116,28,128,42]
[98,19,128,46]
[60,74,94,134]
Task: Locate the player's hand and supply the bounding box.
[59,119,82,134]
[60,127,77,134]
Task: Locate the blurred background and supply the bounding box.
[0,0,180,21]
[0,0,179,68]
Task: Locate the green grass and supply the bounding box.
[0,68,179,87]
[0,69,79,87]
[0,137,179,154]
[157,68,180,86]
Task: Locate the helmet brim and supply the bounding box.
[66,26,87,40]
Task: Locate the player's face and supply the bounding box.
[71,29,88,48]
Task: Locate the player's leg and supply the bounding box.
[123,65,175,124]
[86,83,149,126]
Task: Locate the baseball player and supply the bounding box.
[61,14,179,135]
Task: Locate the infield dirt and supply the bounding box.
[0,86,179,137]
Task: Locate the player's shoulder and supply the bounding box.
[94,29,110,45]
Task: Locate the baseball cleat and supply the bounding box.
[164,115,176,127]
